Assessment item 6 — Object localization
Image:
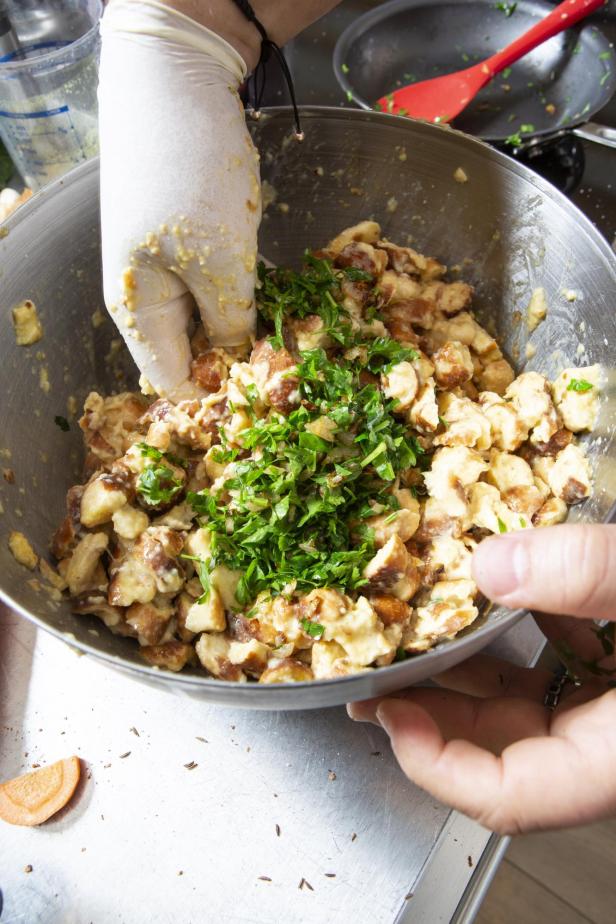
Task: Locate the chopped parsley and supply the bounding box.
[599,51,611,61]
[136,441,188,468]
[301,617,325,639]
[496,1,517,15]
[138,442,165,461]
[497,517,508,533]
[567,378,593,393]
[519,517,527,528]
[54,415,70,432]
[505,122,535,145]
[257,253,373,351]
[181,554,211,602]
[364,336,418,373]
[505,132,522,146]
[137,464,184,508]
[186,260,427,607]
[341,63,350,74]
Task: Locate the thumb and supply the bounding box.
[105,259,202,401]
[472,524,616,621]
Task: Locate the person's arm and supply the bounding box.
[349,525,616,834]
[169,1,341,70]
[99,0,340,400]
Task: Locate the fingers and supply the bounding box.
[373,693,616,833]
[99,3,258,399]
[178,212,258,351]
[534,612,616,681]
[107,263,201,401]
[472,524,616,621]
[431,653,553,701]
[349,687,548,754]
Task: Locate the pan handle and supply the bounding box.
[572,122,616,151]
[485,0,605,76]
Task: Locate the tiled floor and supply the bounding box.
[475,817,616,924]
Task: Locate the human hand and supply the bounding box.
[348,524,616,834]
[98,0,341,401]
[98,0,261,400]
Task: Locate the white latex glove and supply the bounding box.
[98,0,261,400]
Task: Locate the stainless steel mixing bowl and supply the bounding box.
[1,107,614,709]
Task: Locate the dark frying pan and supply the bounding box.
[333,0,616,149]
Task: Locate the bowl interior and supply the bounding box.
[0,107,615,708]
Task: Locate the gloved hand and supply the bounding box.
[98,0,261,400]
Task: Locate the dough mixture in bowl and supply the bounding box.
[47,222,600,683]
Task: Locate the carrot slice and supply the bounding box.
[0,757,81,826]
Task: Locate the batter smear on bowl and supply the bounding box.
[49,222,599,682]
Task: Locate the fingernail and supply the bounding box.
[375,703,392,735]
[472,535,530,601]
[376,700,403,736]
[347,700,381,724]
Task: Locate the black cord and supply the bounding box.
[230,0,304,139]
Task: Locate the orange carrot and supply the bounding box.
[0,757,81,826]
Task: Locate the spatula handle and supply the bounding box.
[485,0,605,76]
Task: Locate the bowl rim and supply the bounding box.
[2,105,615,700]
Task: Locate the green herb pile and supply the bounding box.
[136,443,186,508]
[186,254,426,608]
[256,252,376,350]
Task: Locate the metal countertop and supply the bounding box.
[0,605,543,924]
[2,1,615,920]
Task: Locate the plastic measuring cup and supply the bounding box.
[0,0,102,190]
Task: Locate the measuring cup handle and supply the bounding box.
[485,0,605,77]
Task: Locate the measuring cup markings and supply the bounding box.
[0,41,70,65]
[0,105,94,179]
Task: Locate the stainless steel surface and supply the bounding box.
[574,120,616,149]
[0,603,542,923]
[450,835,511,924]
[1,107,616,710]
[395,814,497,924]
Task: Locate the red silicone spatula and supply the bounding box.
[376,0,605,123]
